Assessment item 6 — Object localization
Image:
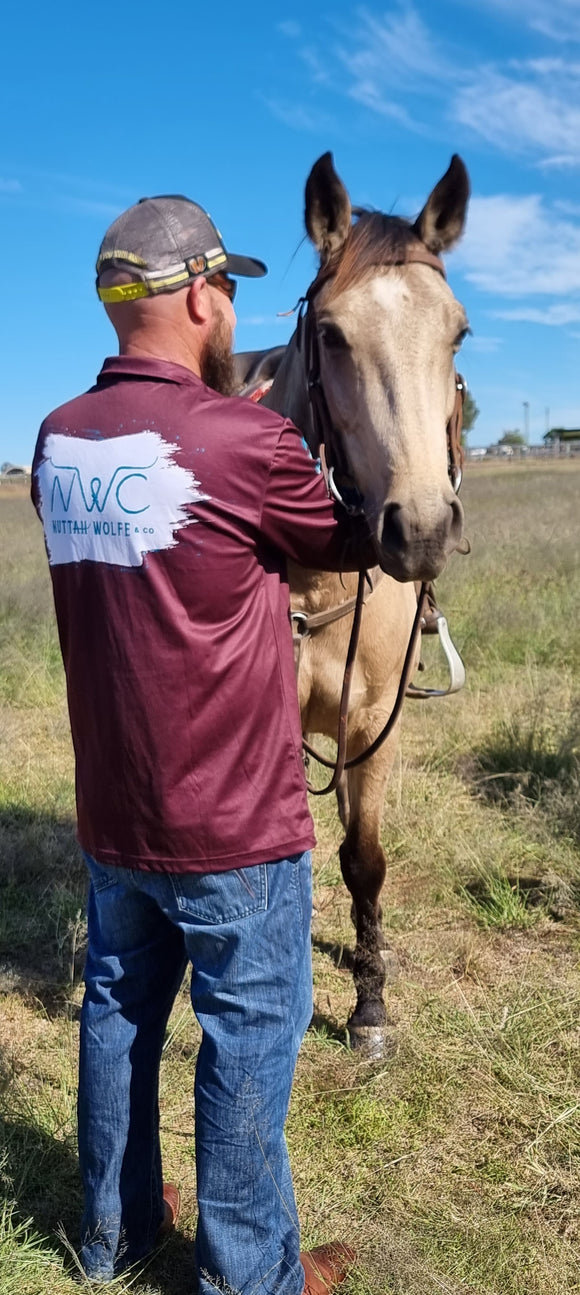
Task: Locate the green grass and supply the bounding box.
[470,700,580,857]
[1,464,580,1293]
[0,492,63,708]
[460,869,547,929]
[439,461,580,674]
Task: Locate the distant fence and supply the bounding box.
[468,445,580,463]
[0,472,31,487]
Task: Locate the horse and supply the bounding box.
[235,152,470,1058]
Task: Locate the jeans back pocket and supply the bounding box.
[170,863,268,925]
[84,853,127,894]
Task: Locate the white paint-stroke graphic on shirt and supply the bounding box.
[36,431,209,567]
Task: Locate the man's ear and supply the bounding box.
[187,277,212,325]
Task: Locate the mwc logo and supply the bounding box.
[36,431,209,567]
[49,459,156,516]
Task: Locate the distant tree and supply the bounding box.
[499,429,527,447]
[460,389,479,445]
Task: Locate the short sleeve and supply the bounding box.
[259,420,375,571]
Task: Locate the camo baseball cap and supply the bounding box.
[96,194,267,304]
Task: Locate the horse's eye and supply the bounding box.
[454,326,472,352]
[318,322,348,350]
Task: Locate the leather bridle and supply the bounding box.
[295,242,466,795]
[297,242,465,503]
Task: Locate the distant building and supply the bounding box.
[543,428,580,453]
[0,461,31,481]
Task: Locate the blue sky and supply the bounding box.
[2,0,580,464]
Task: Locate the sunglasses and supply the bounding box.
[207,272,237,303]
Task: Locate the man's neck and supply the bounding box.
[118,330,202,377]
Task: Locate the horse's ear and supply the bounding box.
[305,152,352,262]
[414,155,470,254]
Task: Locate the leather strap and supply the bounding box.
[303,585,429,784]
[300,243,463,505]
[303,570,368,796]
[291,566,383,680]
[402,245,446,275]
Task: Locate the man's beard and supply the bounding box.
[200,313,236,396]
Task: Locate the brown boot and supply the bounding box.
[156,1182,181,1241]
[300,1242,356,1294]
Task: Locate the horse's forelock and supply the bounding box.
[317,212,419,302]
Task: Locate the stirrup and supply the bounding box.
[407,584,465,698]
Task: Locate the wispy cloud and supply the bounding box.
[1,191,121,219]
[347,83,415,125]
[456,194,580,298]
[274,6,580,169]
[455,64,580,166]
[338,5,451,87]
[0,166,130,216]
[299,46,332,86]
[265,5,446,136]
[261,97,335,134]
[265,5,580,336]
[554,200,580,217]
[493,304,580,326]
[537,154,580,171]
[468,335,503,354]
[277,20,301,38]
[478,0,580,43]
[335,5,450,121]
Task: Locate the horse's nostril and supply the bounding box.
[383,496,463,552]
[381,502,412,550]
[450,494,464,540]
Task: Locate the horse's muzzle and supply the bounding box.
[378,495,464,582]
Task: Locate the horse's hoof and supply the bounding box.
[380,948,400,982]
[347,1024,397,1061]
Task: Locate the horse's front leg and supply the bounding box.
[338,729,401,1059]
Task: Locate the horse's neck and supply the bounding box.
[287,558,358,611]
[261,330,359,609]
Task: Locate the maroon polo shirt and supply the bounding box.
[32,355,371,873]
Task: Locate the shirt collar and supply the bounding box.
[98,355,203,387]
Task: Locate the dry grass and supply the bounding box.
[1,462,579,1293]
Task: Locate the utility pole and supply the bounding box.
[523,401,530,442]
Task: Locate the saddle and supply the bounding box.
[233,346,286,400]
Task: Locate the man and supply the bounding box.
[32,194,371,1293]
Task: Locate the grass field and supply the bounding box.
[1,461,579,1294]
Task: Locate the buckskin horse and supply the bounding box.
[234,153,470,1058]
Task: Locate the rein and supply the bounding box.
[295,242,465,795]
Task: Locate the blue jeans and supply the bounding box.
[78,851,313,1292]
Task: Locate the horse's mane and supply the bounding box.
[318,211,419,301]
